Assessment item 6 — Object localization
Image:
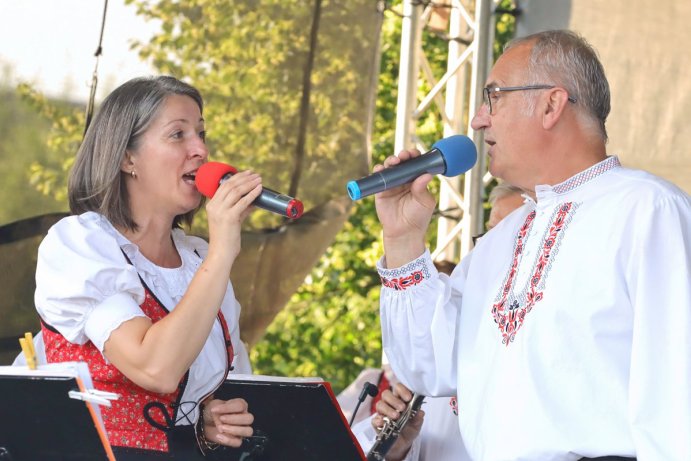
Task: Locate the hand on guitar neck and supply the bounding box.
[368,383,425,461]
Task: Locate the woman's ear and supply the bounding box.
[121,151,135,174]
[541,88,570,130]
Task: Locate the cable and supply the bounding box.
[84,0,109,136]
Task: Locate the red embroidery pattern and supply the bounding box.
[491,203,574,345]
[380,270,426,290]
[449,396,458,416]
[42,289,234,452]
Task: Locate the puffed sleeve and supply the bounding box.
[35,213,147,352]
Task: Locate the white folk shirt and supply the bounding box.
[34,212,252,426]
[378,157,691,461]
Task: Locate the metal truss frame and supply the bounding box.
[393,0,496,261]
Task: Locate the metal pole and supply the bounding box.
[394,0,422,153]
[460,0,492,256]
[436,0,467,261]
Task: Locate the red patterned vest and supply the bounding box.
[41,281,234,452]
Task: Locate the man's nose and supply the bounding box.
[470,104,490,131]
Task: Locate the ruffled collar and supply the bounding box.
[95,216,203,301]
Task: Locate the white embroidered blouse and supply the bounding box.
[34,211,252,425]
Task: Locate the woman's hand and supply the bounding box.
[371,383,425,461]
[202,398,254,447]
[205,170,263,264]
[373,150,437,267]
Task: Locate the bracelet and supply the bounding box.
[197,403,221,451]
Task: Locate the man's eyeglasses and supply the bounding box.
[482,85,577,115]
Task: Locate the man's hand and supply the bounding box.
[373,149,437,268]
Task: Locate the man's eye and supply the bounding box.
[490,91,500,100]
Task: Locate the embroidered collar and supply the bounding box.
[550,155,621,194]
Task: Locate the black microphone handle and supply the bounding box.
[350,148,447,200]
[219,174,299,218]
[253,188,297,214]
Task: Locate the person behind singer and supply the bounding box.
[34,76,258,459]
[486,182,525,231]
[372,30,691,460]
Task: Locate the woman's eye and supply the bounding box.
[199,130,206,142]
[171,130,184,139]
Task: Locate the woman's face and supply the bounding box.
[125,94,208,221]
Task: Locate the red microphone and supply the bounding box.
[195,162,304,219]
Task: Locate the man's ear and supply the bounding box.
[541,88,570,130]
[121,151,135,174]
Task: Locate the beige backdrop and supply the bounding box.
[517,0,690,193]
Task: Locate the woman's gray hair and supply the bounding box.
[68,76,204,231]
[507,30,611,141]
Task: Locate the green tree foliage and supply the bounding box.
[0,81,67,224]
[16,83,84,207]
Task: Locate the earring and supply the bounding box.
[130,170,137,179]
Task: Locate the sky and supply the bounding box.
[0,0,158,103]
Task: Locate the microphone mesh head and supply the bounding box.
[195,162,237,198]
[432,135,478,176]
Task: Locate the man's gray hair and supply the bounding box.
[507,30,611,141]
[68,76,204,231]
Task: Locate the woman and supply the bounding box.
[35,76,258,459]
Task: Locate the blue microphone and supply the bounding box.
[346,135,477,200]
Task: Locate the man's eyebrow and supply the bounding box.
[485,80,499,88]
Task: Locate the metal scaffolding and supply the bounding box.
[393,0,495,261]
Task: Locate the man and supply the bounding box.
[373,30,691,460]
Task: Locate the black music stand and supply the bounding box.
[213,375,366,461]
[0,373,113,460]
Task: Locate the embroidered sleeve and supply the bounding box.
[377,251,435,291]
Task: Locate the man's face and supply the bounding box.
[471,43,545,191]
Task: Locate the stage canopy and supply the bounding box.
[516,0,691,193]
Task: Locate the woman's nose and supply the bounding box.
[189,138,209,160]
